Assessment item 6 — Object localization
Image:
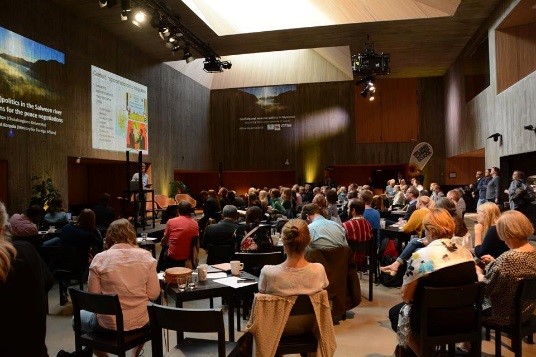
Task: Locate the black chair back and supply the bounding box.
[275,295,318,355]
[407,281,485,356]
[207,244,236,265]
[234,251,285,277]
[347,229,377,302]
[148,303,244,357]
[69,287,151,357]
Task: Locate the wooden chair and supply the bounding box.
[274,295,318,356]
[147,303,251,357]
[55,245,89,305]
[404,282,485,357]
[175,193,197,209]
[153,194,170,218]
[69,288,152,357]
[483,277,536,357]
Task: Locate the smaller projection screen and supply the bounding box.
[91,65,148,154]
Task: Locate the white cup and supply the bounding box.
[141,232,148,241]
[48,225,55,233]
[380,219,386,229]
[230,260,244,276]
[197,264,208,282]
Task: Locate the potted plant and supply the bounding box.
[30,174,61,208]
[168,180,189,198]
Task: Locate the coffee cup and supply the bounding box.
[230,260,244,276]
[380,218,386,229]
[48,225,55,233]
[197,264,208,281]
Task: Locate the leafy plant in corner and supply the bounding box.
[168,180,189,198]
[31,174,61,208]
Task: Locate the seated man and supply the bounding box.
[202,204,239,250]
[159,201,199,270]
[343,198,373,270]
[302,203,347,250]
[8,204,41,237]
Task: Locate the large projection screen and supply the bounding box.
[91,65,148,154]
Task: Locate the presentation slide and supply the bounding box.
[0,26,65,138]
[91,65,148,154]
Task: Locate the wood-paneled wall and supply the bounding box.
[444,157,485,186]
[444,0,536,168]
[210,78,445,187]
[496,23,536,93]
[0,0,210,212]
[356,78,419,143]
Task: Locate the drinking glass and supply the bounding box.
[187,275,197,290]
[141,232,148,242]
[177,277,187,292]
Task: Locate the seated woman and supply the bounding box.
[234,206,273,253]
[473,202,508,259]
[391,185,405,208]
[388,208,475,350]
[477,210,536,327]
[43,197,69,228]
[380,195,434,275]
[259,218,328,296]
[80,218,160,357]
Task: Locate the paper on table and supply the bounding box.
[213,276,257,289]
[212,263,231,271]
[207,272,227,279]
[136,237,157,243]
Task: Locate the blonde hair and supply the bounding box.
[423,208,455,240]
[477,202,501,238]
[496,210,534,245]
[104,218,137,249]
[312,194,329,218]
[258,190,269,209]
[0,201,16,283]
[417,195,434,209]
[281,219,311,255]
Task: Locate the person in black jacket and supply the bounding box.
[202,205,239,250]
[0,201,54,357]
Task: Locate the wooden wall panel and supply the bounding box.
[496,23,536,93]
[174,171,220,199]
[355,88,382,143]
[0,0,210,213]
[444,157,485,186]
[381,78,420,143]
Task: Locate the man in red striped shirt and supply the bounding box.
[343,198,373,270]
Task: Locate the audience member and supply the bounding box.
[228,190,246,209]
[8,204,41,237]
[343,199,373,269]
[43,197,69,228]
[302,203,347,249]
[259,218,328,296]
[92,193,116,230]
[391,185,405,208]
[435,197,468,238]
[446,189,464,218]
[339,190,358,223]
[385,179,396,205]
[325,189,341,224]
[160,201,199,270]
[359,190,380,232]
[486,166,501,204]
[477,211,536,326]
[197,189,221,237]
[380,196,435,275]
[388,208,475,350]
[429,183,444,202]
[403,186,419,221]
[0,201,53,357]
[234,206,273,253]
[202,204,238,250]
[505,170,530,213]
[82,218,160,357]
[312,193,329,219]
[475,169,491,209]
[473,202,508,259]
[218,187,232,208]
[281,187,297,219]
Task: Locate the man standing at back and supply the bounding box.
[475,168,491,209]
[302,203,347,249]
[486,167,501,205]
[202,205,239,250]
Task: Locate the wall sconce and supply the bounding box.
[284,159,290,166]
[524,125,536,133]
[487,133,502,142]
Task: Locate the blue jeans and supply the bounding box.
[397,238,424,263]
[75,310,101,333]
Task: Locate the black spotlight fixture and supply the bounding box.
[524,125,536,133]
[487,133,502,142]
[120,0,131,20]
[357,76,375,101]
[99,0,118,8]
[183,46,195,63]
[203,55,231,72]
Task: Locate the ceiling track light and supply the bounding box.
[131,10,147,27]
[99,0,229,71]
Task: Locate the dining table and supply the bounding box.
[161,269,259,342]
[379,224,412,254]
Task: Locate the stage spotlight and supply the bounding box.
[120,0,131,11]
[369,95,375,101]
[183,46,195,63]
[158,26,170,40]
[360,87,368,98]
[99,0,107,8]
[99,0,117,8]
[165,36,179,49]
[131,11,147,27]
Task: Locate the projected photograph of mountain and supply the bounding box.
[0,26,65,102]
[238,85,296,114]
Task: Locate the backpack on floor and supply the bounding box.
[378,238,403,288]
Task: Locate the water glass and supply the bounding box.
[187,275,197,290]
[141,232,148,242]
[176,277,187,292]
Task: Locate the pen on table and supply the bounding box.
[237,278,256,282]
